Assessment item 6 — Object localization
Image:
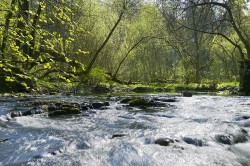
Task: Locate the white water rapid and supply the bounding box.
[0,95,249,166]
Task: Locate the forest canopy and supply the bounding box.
[0,0,250,93]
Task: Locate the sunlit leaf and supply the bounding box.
[5,76,15,82]
[43,63,51,69]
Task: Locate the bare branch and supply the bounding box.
[185,1,250,59]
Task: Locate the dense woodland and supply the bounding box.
[0,0,250,93]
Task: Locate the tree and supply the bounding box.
[158,0,219,83]
[84,0,141,74]
[0,0,86,92]
[182,0,250,94]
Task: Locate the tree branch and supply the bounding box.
[85,10,125,74]
[177,23,245,60]
[186,2,250,59]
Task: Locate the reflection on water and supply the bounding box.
[0,94,249,166]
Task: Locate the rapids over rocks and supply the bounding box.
[0,94,249,166]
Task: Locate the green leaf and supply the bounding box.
[21,82,30,89]
[3,68,11,72]
[65,57,72,63]
[59,75,71,83]
[44,63,51,69]
[77,49,89,54]
[5,76,15,82]
[73,67,76,73]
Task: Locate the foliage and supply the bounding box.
[0,0,249,93]
[89,68,109,85]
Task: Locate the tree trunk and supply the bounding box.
[112,36,151,79]
[191,8,200,83]
[16,0,30,56]
[239,60,250,95]
[0,0,17,59]
[85,11,124,74]
[30,0,43,58]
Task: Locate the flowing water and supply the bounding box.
[0,94,250,166]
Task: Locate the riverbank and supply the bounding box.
[34,81,239,95]
[0,81,239,98]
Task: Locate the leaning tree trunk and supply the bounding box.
[239,60,250,95]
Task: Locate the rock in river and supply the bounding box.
[182,91,193,97]
[154,138,175,146]
[112,133,128,138]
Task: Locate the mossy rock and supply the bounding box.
[120,98,132,103]
[62,107,80,112]
[129,98,156,107]
[132,87,154,93]
[48,107,80,117]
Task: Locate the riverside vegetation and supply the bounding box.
[0,0,250,95]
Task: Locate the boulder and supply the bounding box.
[48,108,80,117]
[132,87,154,93]
[128,98,156,107]
[48,103,81,117]
[92,86,110,93]
[91,102,105,109]
[182,91,192,97]
[215,131,248,145]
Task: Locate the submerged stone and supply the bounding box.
[0,139,9,143]
[242,116,250,120]
[163,98,177,102]
[22,109,43,116]
[216,134,234,145]
[91,102,110,109]
[182,137,203,146]
[112,133,128,138]
[154,138,174,146]
[104,102,110,106]
[76,142,90,150]
[10,111,22,118]
[215,131,248,145]
[81,105,89,110]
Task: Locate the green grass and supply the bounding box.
[35,79,240,94]
[217,82,239,90]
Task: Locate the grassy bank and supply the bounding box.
[36,80,239,95]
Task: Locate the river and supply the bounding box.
[0,94,249,166]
